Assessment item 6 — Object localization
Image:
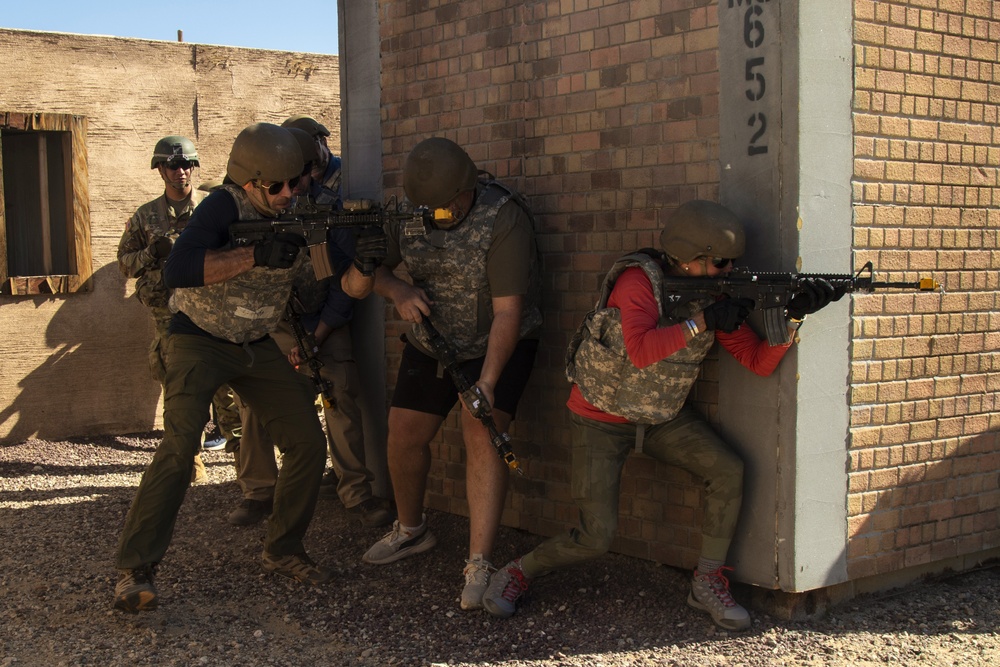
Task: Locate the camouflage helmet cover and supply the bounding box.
[403,137,478,208]
[286,127,320,165]
[281,114,330,138]
[226,123,303,186]
[151,135,199,169]
[660,200,746,263]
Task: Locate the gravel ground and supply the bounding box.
[1,432,998,667]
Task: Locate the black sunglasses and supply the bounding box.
[165,160,194,171]
[706,256,733,269]
[257,176,300,195]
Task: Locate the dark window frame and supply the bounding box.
[0,112,93,295]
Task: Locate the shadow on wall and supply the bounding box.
[0,262,162,445]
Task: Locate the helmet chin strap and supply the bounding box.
[249,184,281,218]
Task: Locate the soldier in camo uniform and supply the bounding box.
[361,137,543,613]
[480,200,843,631]
[116,135,241,483]
[111,123,387,612]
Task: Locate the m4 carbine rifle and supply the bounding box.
[663,261,940,346]
[416,318,523,476]
[228,197,441,279]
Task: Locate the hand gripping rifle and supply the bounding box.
[416,318,523,476]
[228,197,439,279]
[662,261,940,346]
[285,288,336,409]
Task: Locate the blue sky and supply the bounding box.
[1,1,339,54]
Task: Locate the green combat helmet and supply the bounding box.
[403,137,478,208]
[226,123,302,186]
[151,135,199,169]
[660,200,745,263]
[281,114,330,138]
[285,127,320,167]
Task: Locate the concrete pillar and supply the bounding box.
[717,0,853,591]
[339,0,390,498]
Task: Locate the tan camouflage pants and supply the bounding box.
[521,406,744,577]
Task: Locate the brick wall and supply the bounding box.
[848,0,1000,579]
[380,0,722,568]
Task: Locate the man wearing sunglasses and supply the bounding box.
[482,200,843,631]
[227,125,392,530]
[116,135,242,483]
[112,123,385,612]
[361,137,543,613]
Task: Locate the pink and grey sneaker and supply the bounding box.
[482,558,529,618]
[687,566,751,631]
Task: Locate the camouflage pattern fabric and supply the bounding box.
[118,191,206,310]
[566,253,714,424]
[401,181,542,360]
[170,185,308,344]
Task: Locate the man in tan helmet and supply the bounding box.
[116,135,242,482]
[281,115,341,204]
[111,123,386,612]
[228,125,392,529]
[361,137,542,612]
[482,200,843,630]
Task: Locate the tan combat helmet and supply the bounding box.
[660,200,745,263]
[402,137,478,208]
[226,123,302,186]
[281,114,330,138]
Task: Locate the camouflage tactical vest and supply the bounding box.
[565,253,714,424]
[170,185,309,344]
[402,181,543,360]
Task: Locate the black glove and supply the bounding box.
[353,227,388,277]
[702,297,755,333]
[149,236,173,260]
[253,232,306,269]
[785,278,844,320]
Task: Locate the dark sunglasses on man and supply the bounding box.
[165,159,195,171]
[257,176,300,195]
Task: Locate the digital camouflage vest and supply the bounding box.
[118,190,206,317]
[402,181,543,360]
[565,253,714,424]
[170,185,313,344]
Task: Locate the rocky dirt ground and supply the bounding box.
[1,433,998,667]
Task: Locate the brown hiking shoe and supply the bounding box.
[112,564,158,613]
[261,551,332,585]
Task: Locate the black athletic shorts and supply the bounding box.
[390,337,539,418]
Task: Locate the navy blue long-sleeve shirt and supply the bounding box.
[164,189,357,337]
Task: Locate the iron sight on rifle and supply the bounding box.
[416,318,523,476]
[664,261,940,346]
[228,197,438,279]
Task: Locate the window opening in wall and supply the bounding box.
[0,112,92,295]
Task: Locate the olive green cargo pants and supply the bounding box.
[522,406,744,577]
[116,333,326,569]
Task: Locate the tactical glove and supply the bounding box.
[149,236,173,260]
[353,227,388,277]
[702,297,755,333]
[253,232,306,269]
[785,278,844,320]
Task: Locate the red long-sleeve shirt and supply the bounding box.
[567,267,793,423]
